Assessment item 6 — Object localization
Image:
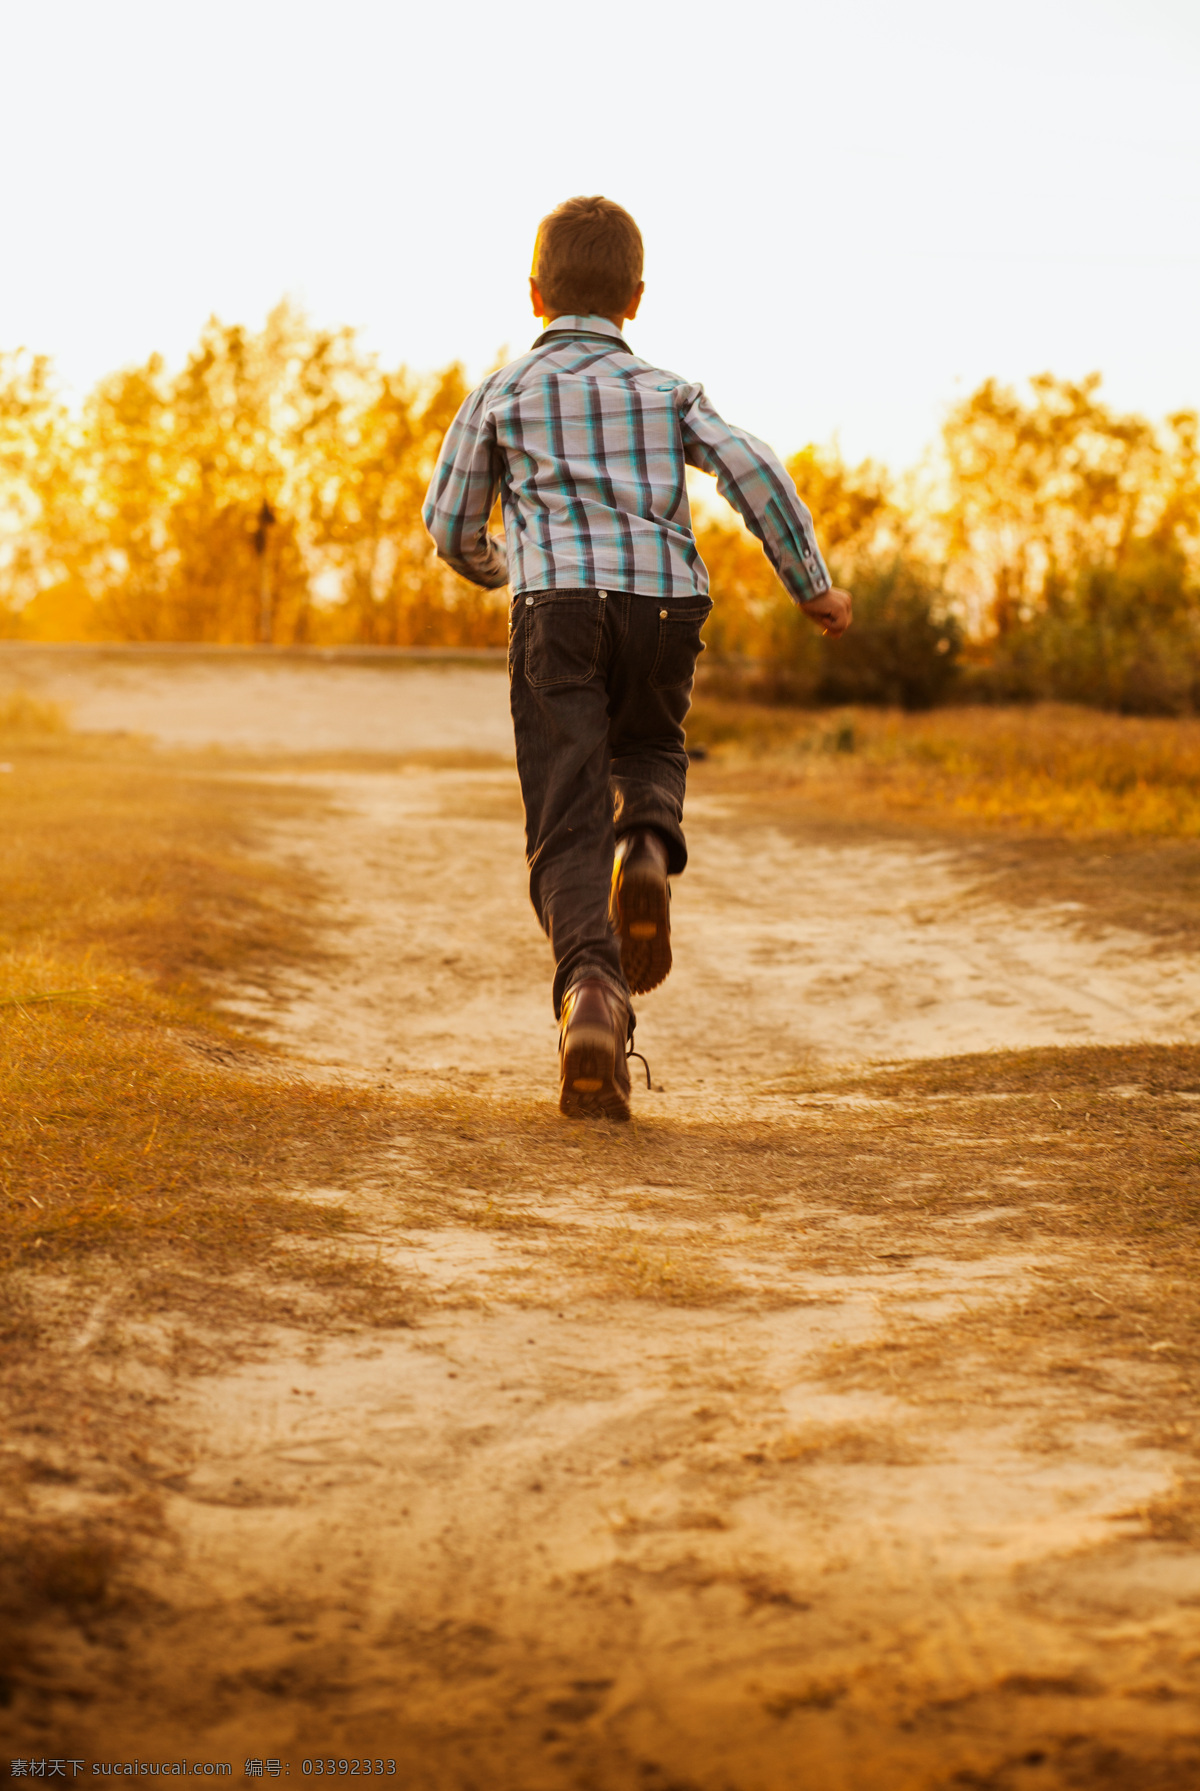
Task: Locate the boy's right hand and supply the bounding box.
[804,587,853,638]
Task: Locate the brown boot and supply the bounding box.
[558,978,632,1122]
[610,829,671,994]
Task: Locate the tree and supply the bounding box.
[307,361,498,646]
[0,351,78,633]
[941,374,1199,637]
[940,376,1200,712]
[0,304,503,646]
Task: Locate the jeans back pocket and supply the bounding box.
[648,598,713,692]
[524,592,606,689]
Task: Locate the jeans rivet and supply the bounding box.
[525,595,534,606]
[597,589,607,600]
[660,608,668,619]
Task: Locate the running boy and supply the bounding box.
[423,195,851,1121]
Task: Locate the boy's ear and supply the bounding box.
[530,277,547,319]
[623,281,645,322]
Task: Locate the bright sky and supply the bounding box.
[2,0,1197,470]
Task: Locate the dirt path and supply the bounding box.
[0,642,513,756]
[245,763,1200,1091]
[8,650,1200,1786]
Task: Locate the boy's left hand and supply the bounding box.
[804,587,853,638]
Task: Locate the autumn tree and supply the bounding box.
[941,375,1200,710]
[5,322,1198,708]
[0,351,79,635]
[693,446,892,656]
[941,373,1200,635]
[305,360,501,647]
[0,305,501,647]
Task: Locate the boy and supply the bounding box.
[423,196,851,1121]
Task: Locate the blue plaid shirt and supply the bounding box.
[422,315,832,605]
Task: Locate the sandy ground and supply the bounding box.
[7,647,1200,1786]
[251,768,1200,1090]
[0,642,513,755]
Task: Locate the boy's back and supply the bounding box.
[424,314,831,610]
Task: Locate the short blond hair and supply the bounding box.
[534,196,643,317]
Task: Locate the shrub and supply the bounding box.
[814,557,961,710]
[698,554,961,711]
[971,542,1200,715]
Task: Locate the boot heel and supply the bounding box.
[612,855,672,995]
[564,1025,615,1094]
[558,983,632,1122]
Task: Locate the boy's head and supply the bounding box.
[531,196,644,326]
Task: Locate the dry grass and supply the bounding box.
[585,1223,739,1305]
[351,1047,1200,1367]
[1,705,322,989]
[0,703,401,1301]
[687,698,1200,839]
[0,955,398,1280]
[0,689,68,736]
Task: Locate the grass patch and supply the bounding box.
[0,952,396,1277]
[0,706,400,1299]
[1,714,323,991]
[588,1224,739,1305]
[834,1043,1200,1262]
[848,1039,1200,1099]
[687,699,1200,839]
[0,689,68,736]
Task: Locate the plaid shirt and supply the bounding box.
[422,315,831,605]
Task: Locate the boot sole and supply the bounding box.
[612,866,672,995]
[559,1023,631,1122]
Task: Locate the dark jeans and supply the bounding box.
[509,587,711,1018]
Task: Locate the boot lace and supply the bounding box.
[627,1041,652,1090]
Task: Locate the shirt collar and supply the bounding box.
[532,313,630,351]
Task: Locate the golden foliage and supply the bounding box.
[4,316,1200,698]
[691,380,1200,711]
[0,305,504,648]
[941,373,1200,636]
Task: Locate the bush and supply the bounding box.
[699,554,961,711]
[970,543,1200,715]
[814,557,961,709]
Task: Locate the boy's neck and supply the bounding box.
[542,311,626,332]
[530,278,644,333]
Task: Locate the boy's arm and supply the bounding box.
[680,387,843,618]
[422,388,509,590]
